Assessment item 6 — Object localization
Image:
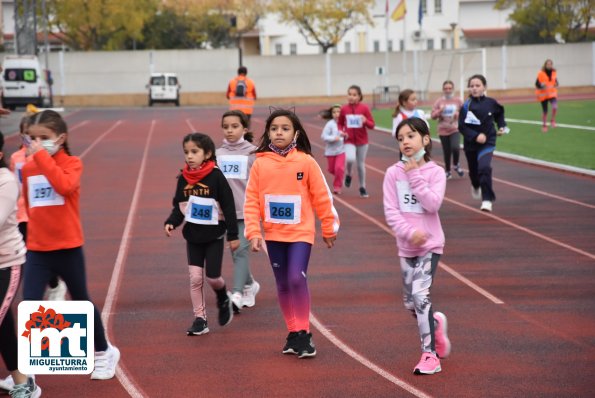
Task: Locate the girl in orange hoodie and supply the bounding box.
[244,109,340,358]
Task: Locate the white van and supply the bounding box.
[1,55,53,110]
[147,73,180,106]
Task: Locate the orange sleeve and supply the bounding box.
[32,150,82,196]
[243,159,262,241]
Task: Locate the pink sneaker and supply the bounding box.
[433,311,451,358]
[541,125,548,133]
[413,352,441,375]
[550,120,557,128]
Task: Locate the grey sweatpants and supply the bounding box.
[232,220,254,293]
[344,143,369,189]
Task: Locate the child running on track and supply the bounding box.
[458,74,508,212]
[1,131,42,398]
[10,109,67,301]
[216,110,260,312]
[320,104,347,194]
[165,132,239,335]
[244,109,339,358]
[430,81,465,180]
[20,110,120,380]
[337,85,375,198]
[391,89,429,137]
[383,117,451,375]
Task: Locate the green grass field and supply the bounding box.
[372,99,595,170]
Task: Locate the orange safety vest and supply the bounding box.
[228,76,256,115]
[535,69,557,102]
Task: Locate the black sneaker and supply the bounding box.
[454,165,465,177]
[217,293,233,326]
[296,330,316,358]
[344,175,352,188]
[282,331,300,355]
[359,187,369,198]
[187,317,209,336]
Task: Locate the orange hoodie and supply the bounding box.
[21,149,84,251]
[244,149,339,245]
[9,147,29,223]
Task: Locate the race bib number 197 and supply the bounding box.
[27,175,65,208]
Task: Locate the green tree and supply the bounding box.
[47,0,158,50]
[271,0,375,53]
[496,0,594,44]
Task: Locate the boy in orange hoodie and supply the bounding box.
[244,109,339,358]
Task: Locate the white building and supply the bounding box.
[253,0,513,56]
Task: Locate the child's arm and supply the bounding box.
[308,158,339,240]
[164,177,185,236]
[430,99,443,120]
[243,160,263,249]
[337,107,346,131]
[493,99,506,130]
[382,167,417,242]
[363,105,375,129]
[320,121,338,143]
[457,101,480,142]
[407,167,446,214]
[32,151,82,196]
[0,176,18,227]
[217,170,239,249]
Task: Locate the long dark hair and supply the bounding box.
[392,89,415,118]
[394,117,433,162]
[183,132,217,163]
[319,104,341,120]
[0,131,6,168]
[255,109,312,155]
[29,110,72,155]
[221,110,253,142]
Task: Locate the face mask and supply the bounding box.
[444,93,453,99]
[401,148,426,162]
[41,138,61,156]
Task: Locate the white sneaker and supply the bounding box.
[8,377,41,398]
[480,201,493,212]
[45,279,67,301]
[241,280,260,308]
[230,291,243,313]
[0,375,14,391]
[471,186,482,200]
[91,345,120,380]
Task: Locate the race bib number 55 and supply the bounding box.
[397,181,423,213]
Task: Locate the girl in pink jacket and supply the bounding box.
[382,117,451,376]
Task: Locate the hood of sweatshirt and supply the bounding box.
[256,148,305,163]
[219,139,256,153]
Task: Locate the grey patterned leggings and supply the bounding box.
[400,252,440,353]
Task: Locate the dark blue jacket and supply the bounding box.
[458,95,506,150]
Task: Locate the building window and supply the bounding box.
[388,40,393,52]
[435,0,442,14]
[400,40,404,51]
[373,40,380,53]
[422,0,427,14]
[345,42,351,53]
[290,43,297,55]
[441,38,446,49]
[275,43,282,55]
[427,39,434,50]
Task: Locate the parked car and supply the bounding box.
[147,73,180,106]
[1,55,53,110]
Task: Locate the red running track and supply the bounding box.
[2,106,594,398]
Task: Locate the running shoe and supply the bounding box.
[344,175,352,188]
[359,187,369,198]
[8,377,41,398]
[282,332,300,355]
[217,292,233,326]
[480,200,492,212]
[187,317,209,336]
[471,186,482,200]
[0,375,14,391]
[445,171,452,180]
[230,292,242,313]
[433,312,451,358]
[45,279,67,301]
[550,120,557,128]
[454,165,465,177]
[413,352,441,375]
[296,330,316,358]
[242,280,260,308]
[91,345,120,380]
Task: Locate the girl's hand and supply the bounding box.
[476,133,487,144]
[250,238,262,252]
[28,139,44,155]
[228,239,240,252]
[403,157,420,172]
[164,224,175,237]
[361,115,367,124]
[410,230,428,247]
[323,236,336,248]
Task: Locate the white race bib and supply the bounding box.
[346,114,363,128]
[27,175,65,208]
[464,110,481,125]
[184,195,219,225]
[397,181,423,214]
[442,104,456,118]
[218,155,248,180]
[264,194,301,224]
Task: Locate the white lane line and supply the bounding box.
[101,120,155,398]
[310,314,434,398]
[506,118,595,131]
[79,121,123,159]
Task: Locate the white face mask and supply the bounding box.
[401,148,426,162]
[41,138,61,156]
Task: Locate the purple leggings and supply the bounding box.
[265,241,312,332]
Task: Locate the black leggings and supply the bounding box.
[186,238,224,278]
[22,247,109,352]
[0,266,21,371]
[439,133,461,171]
[19,222,59,289]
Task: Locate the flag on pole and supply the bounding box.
[391,0,406,21]
[418,0,423,27]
